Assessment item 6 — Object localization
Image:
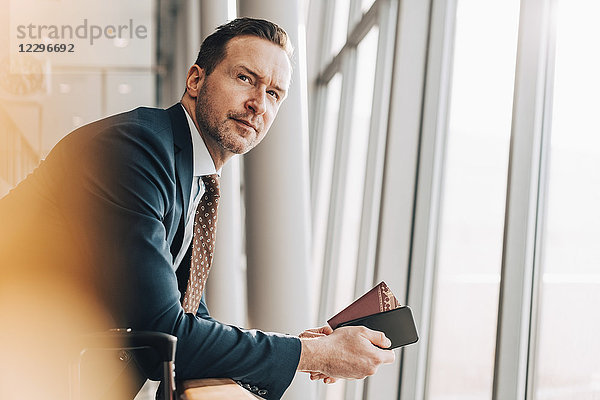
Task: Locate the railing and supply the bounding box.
[0,104,40,196]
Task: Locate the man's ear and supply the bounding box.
[185,65,206,98]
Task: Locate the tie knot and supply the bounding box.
[201,174,220,197]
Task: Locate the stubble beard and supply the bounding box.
[195,84,263,155]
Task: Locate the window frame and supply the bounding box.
[311,0,399,324]
[401,0,558,399]
[309,0,402,399]
[310,0,562,398]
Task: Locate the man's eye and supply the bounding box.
[238,74,250,83]
[267,90,279,100]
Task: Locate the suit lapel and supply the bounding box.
[167,104,193,256]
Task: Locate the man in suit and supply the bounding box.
[0,18,394,399]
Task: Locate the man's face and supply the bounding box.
[195,35,291,155]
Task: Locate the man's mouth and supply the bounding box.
[232,118,258,133]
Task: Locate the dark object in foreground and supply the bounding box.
[73,329,177,400]
[337,306,419,349]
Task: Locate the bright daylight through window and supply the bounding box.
[426,0,520,398]
[531,0,600,398]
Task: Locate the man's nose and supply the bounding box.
[245,89,266,115]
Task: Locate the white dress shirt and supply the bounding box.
[172,104,221,270]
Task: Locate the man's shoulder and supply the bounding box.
[97,106,171,134]
[57,105,176,150]
[45,105,181,172]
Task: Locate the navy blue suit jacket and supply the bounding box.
[0,104,301,399]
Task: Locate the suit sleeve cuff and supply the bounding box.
[258,333,302,400]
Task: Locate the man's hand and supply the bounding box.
[297,325,395,382]
[299,325,337,383]
[299,324,333,338]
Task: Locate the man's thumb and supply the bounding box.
[365,328,391,348]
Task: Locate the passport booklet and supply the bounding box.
[327,281,419,349]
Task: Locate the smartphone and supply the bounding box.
[336,306,419,349]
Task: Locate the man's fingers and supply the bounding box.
[380,348,396,364]
[361,327,392,348]
[300,324,334,338]
[313,325,333,335]
[309,372,337,384]
[300,331,326,339]
[300,325,395,381]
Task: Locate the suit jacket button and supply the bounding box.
[250,386,258,392]
[243,383,251,390]
[258,389,268,396]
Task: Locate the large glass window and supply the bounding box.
[532,1,600,398]
[324,27,380,400]
[425,0,520,398]
[310,1,398,399]
[333,26,379,318]
[361,0,376,13]
[312,73,343,297]
[330,0,351,57]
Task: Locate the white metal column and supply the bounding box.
[399,0,457,398]
[206,156,246,326]
[492,0,553,398]
[236,1,314,399]
[199,0,234,39]
[349,2,399,399]
[186,1,201,65]
[368,0,433,398]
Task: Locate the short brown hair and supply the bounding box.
[195,17,293,76]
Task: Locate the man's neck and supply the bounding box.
[180,98,232,171]
[197,131,231,172]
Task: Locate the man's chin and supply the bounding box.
[219,137,256,155]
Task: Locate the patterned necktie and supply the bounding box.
[181,174,220,313]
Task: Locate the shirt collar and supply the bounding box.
[180,103,221,178]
